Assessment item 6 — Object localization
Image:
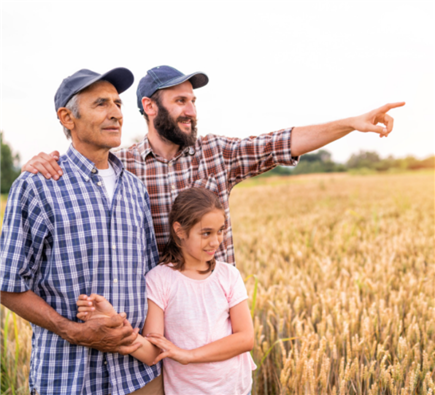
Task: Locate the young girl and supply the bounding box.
[77,187,256,395]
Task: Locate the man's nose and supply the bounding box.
[109,103,123,121]
[184,101,196,118]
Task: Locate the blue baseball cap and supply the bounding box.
[55,67,134,114]
[136,65,208,114]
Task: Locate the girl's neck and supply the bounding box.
[180,255,213,280]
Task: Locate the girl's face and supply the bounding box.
[177,208,226,266]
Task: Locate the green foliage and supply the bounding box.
[261,150,346,177]
[347,151,435,173]
[1,132,21,194]
[346,150,381,169]
[261,149,434,178]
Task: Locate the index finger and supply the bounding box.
[145,336,166,348]
[378,102,405,113]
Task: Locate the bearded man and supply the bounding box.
[23,65,405,264]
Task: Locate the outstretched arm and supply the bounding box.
[146,300,254,365]
[290,102,405,156]
[21,102,405,179]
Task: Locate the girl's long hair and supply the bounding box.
[160,187,225,274]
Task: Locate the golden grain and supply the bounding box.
[1,171,434,394]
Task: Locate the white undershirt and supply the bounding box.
[98,163,117,205]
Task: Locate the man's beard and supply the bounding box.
[153,101,197,147]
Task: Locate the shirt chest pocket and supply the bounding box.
[118,224,146,276]
[191,174,219,195]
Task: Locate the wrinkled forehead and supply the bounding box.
[76,80,121,104]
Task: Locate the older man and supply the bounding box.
[23,65,405,264]
[1,69,162,394]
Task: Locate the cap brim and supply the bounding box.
[68,67,134,103]
[100,67,135,95]
[160,71,209,91]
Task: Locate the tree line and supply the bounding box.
[262,149,434,177]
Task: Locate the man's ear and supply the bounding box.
[57,108,75,131]
[142,97,158,119]
[173,222,186,241]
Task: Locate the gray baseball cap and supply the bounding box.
[136,65,208,114]
[55,67,134,113]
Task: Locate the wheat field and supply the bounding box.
[1,171,434,394]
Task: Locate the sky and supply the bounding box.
[1,0,434,165]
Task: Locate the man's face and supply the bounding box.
[153,81,198,147]
[71,81,123,150]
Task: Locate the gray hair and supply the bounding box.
[62,94,81,139]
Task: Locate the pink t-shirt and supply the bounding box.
[145,261,256,395]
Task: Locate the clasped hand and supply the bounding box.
[145,333,193,365]
[77,294,190,365]
[75,294,141,355]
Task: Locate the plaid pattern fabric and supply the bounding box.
[115,128,298,265]
[0,145,160,395]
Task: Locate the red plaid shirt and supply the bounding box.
[115,128,298,265]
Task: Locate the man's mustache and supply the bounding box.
[176,116,196,123]
[102,120,121,128]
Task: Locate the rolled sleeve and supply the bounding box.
[0,177,48,293]
[270,128,300,166]
[220,127,299,189]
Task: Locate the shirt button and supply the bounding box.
[112,245,116,250]
[171,184,175,190]
[97,181,102,186]
[168,162,172,167]
[104,360,107,365]
[92,169,97,173]
[113,279,118,283]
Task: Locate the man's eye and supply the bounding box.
[202,232,210,237]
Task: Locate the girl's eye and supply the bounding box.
[202,232,210,237]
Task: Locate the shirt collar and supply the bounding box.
[137,136,153,159]
[137,135,196,161]
[66,144,124,180]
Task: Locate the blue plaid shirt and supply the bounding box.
[0,145,160,395]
